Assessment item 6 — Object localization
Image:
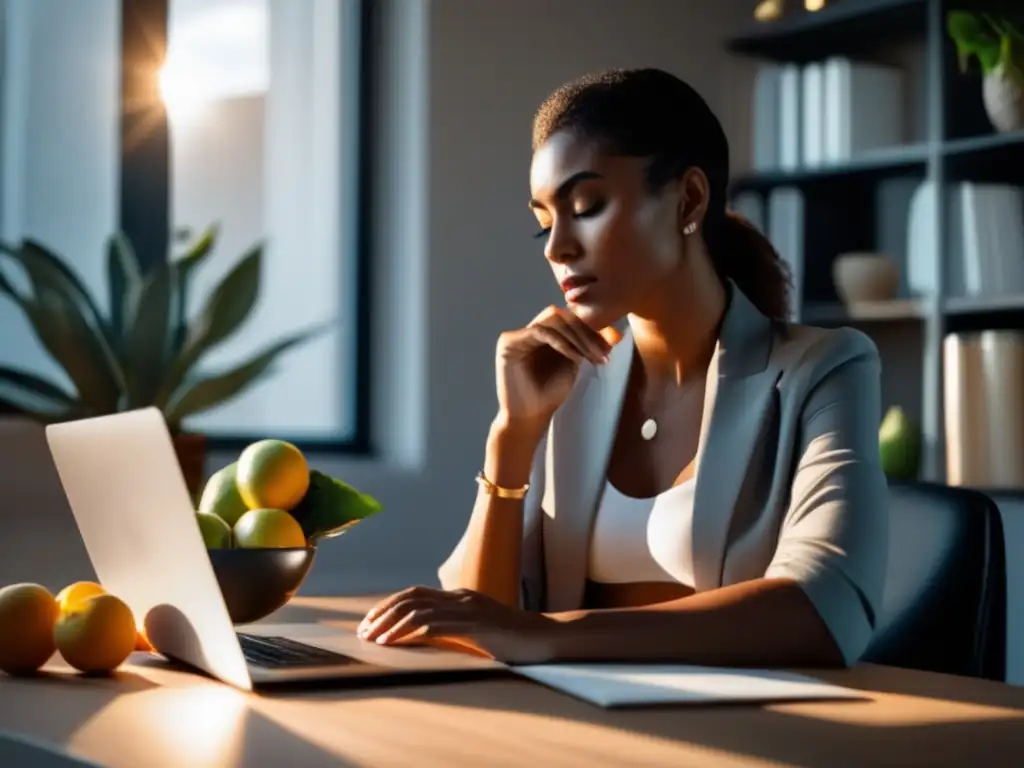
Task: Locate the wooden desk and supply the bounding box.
[2,596,1024,767]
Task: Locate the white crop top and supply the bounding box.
[587,478,697,586]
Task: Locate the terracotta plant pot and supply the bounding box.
[983,64,1024,134]
[172,432,207,502]
[832,252,900,306]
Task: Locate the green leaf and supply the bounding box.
[122,261,173,407]
[291,469,383,543]
[106,232,142,342]
[0,365,78,418]
[155,243,263,407]
[20,288,124,412]
[0,240,128,401]
[163,325,326,426]
[168,224,219,357]
[948,12,1003,73]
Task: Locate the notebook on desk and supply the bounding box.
[510,664,867,708]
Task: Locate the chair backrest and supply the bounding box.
[862,481,1006,681]
[0,417,96,591]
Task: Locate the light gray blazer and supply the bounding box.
[439,281,889,666]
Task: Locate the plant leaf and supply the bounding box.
[155,243,263,407]
[164,325,326,426]
[106,232,142,343]
[948,11,1002,73]
[290,469,383,543]
[0,240,128,400]
[168,223,219,358]
[0,365,79,418]
[17,288,124,412]
[123,261,173,407]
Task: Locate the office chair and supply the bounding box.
[862,481,1006,682]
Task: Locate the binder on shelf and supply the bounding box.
[957,183,1024,297]
[822,57,904,162]
[767,187,804,321]
[752,65,781,171]
[778,64,802,171]
[801,62,825,168]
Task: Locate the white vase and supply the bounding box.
[983,63,1024,134]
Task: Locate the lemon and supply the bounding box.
[196,511,233,549]
[234,508,307,549]
[236,439,309,511]
[198,462,250,526]
[0,583,59,675]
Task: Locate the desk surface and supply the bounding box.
[2,595,1024,767]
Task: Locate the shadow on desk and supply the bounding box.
[254,663,1024,767]
[0,664,361,767]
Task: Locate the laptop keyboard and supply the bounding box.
[236,633,355,669]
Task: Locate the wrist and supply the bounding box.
[490,411,549,444]
[484,413,547,491]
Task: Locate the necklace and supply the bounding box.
[638,378,703,441]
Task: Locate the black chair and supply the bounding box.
[861,481,1006,682]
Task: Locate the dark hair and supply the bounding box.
[532,68,791,321]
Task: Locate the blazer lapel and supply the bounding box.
[541,329,633,612]
[691,284,780,592]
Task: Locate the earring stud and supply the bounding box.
[683,222,697,235]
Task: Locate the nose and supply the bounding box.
[543,219,582,265]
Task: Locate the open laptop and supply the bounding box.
[44,407,503,691]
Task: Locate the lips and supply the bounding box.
[559,275,596,295]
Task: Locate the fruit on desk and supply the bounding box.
[56,581,106,616]
[879,405,921,479]
[0,583,59,675]
[54,593,137,673]
[196,511,233,549]
[236,439,310,511]
[233,507,306,549]
[198,462,249,526]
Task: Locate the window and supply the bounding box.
[159,0,371,449]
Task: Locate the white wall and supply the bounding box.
[215,0,759,595]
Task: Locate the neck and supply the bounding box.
[627,260,727,392]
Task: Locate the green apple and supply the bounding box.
[197,463,249,527]
[879,406,920,479]
[196,511,233,549]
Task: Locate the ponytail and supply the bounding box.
[705,209,793,322]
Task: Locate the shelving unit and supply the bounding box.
[725,0,1024,485]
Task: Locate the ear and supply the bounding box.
[676,167,710,236]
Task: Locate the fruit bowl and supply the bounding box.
[207,546,316,624]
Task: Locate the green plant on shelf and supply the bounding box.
[947,12,1023,78]
[0,227,326,433]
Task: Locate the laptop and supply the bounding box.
[44,407,503,691]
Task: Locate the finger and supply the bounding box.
[600,325,623,346]
[374,610,438,644]
[360,598,438,642]
[547,312,610,363]
[358,586,446,632]
[531,326,584,364]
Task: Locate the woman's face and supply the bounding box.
[528,130,693,330]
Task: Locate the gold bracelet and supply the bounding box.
[475,471,529,500]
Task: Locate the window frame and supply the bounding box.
[118,0,376,455]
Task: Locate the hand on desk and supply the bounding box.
[356,586,558,664]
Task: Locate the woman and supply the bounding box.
[358,68,889,668]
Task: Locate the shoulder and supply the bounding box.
[770,322,880,392]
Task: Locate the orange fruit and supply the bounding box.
[54,593,137,674]
[234,508,306,549]
[0,583,59,675]
[236,439,309,511]
[56,581,106,615]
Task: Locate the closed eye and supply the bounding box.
[533,227,551,239]
[532,202,605,240]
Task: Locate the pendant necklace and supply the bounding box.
[639,379,702,441]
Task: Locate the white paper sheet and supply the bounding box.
[511,664,867,708]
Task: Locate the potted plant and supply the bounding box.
[948,11,1024,133]
[0,227,324,496]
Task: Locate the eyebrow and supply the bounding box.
[528,170,603,209]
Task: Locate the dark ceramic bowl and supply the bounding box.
[207,546,316,624]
